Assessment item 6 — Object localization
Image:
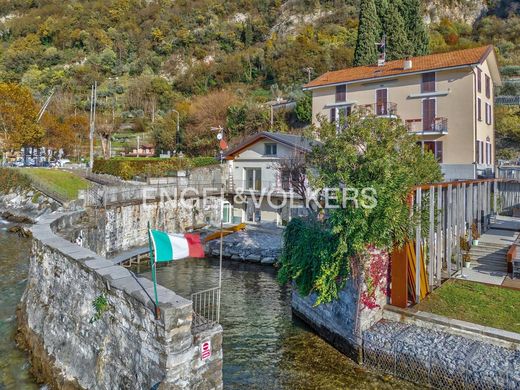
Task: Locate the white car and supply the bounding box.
[57,159,71,167]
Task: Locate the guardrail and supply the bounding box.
[191,286,221,330]
[405,117,448,134]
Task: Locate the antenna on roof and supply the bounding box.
[376,34,386,67]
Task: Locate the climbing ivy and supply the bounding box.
[278,114,443,305]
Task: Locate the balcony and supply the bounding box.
[357,102,398,117]
[406,117,448,135]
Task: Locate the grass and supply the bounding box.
[416,279,520,334]
[18,168,89,200]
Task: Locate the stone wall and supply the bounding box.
[65,197,221,257]
[17,212,223,389]
[291,248,389,362]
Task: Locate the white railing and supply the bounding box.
[191,286,221,329]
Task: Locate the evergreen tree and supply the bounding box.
[383,0,412,61]
[353,0,382,66]
[401,0,430,56]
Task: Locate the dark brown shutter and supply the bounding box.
[421,72,436,93]
[376,89,388,115]
[335,85,346,102]
[422,99,435,131]
[436,141,443,163]
[477,69,482,93]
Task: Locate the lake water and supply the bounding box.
[0,225,415,389]
[144,258,416,390]
[0,223,38,389]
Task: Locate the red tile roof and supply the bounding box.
[304,45,494,89]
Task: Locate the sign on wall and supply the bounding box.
[200,340,212,361]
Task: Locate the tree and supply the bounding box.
[294,93,312,124]
[0,83,44,151]
[383,1,412,61]
[184,90,237,156]
[278,114,443,304]
[353,0,382,66]
[401,0,430,56]
[495,106,520,160]
[96,113,119,159]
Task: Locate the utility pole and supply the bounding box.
[172,109,180,154]
[89,81,97,170]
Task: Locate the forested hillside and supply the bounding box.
[0,0,518,157]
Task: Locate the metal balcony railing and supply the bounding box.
[406,117,448,134]
[358,102,398,117]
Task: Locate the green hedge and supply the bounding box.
[93,156,218,180]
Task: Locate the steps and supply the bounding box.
[468,242,509,273]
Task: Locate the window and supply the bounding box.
[331,106,351,130]
[477,68,482,93]
[422,141,443,162]
[245,168,262,191]
[485,75,491,98]
[484,103,492,125]
[477,98,482,121]
[476,140,485,164]
[485,142,491,165]
[281,169,291,191]
[264,143,277,156]
[335,84,346,102]
[421,72,436,93]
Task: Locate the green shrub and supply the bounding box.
[92,156,217,179]
[0,168,31,193]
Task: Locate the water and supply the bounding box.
[0,224,37,389]
[145,258,416,390]
[0,225,414,389]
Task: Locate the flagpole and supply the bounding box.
[147,222,160,319]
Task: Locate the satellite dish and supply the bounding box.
[217,133,223,140]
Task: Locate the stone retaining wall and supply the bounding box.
[291,248,390,362]
[17,212,223,389]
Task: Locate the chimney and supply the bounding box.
[404,58,413,70]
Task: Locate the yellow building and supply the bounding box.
[304,45,502,180]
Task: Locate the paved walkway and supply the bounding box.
[455,216,519,286]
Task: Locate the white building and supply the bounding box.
[223,132,317,225]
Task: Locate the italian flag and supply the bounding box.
[149,229,205,262]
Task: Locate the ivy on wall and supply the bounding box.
[278,114,443,305]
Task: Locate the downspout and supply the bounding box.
[472,66,478,180]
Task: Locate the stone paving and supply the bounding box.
[363,320,520,389]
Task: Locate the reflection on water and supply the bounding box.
[0,224,415,389]
[0,225,37,389]
[144,258,417,390]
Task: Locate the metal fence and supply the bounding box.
[363,339,518,389]
[410,179,520,303]
[191,286,221,330]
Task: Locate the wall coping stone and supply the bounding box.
[383,305,520,347]
[30,211,192,322]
